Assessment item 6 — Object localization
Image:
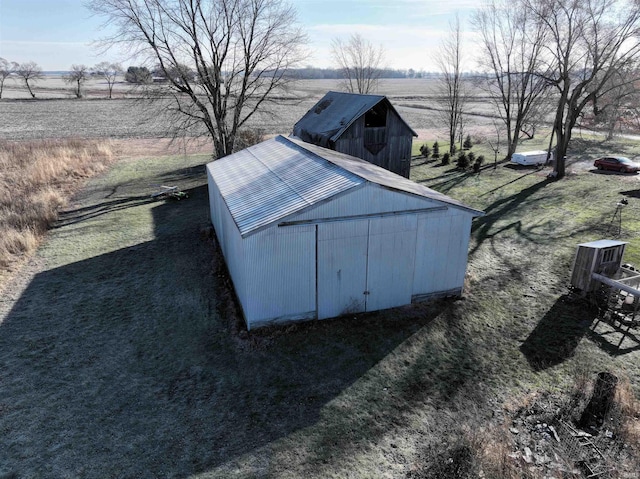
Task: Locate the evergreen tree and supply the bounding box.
[432,141,440,158]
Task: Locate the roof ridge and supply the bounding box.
[276,135,366,180]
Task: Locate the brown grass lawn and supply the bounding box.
[1,131,640,477]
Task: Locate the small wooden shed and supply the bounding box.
[207,135,484,330]
[292,91,417,178]
[570,240,628,292]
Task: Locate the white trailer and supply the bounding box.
[511,150,552,166]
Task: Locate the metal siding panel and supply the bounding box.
[366,215,417,311]
[207,167,220,237]
[290,184,440,223]
[317,221,368,319]
[217,202,245,312]
[413,214,447,294]
[413,212,473,295]
[440,213,466,290]
[451,214,472,288]
[242,225,316,325]
[208,164,248,318]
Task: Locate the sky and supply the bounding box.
[0,0,480,72]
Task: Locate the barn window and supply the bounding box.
[364,103,387,155]
[602,247,617,263]
[364,103,387,128]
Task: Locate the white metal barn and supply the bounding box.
[207,135,484,329]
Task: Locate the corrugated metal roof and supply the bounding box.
[292,91,417,147]
[286,136,485,217]
[207,135,484,237]
[207,137,363,236]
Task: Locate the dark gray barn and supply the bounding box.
[292,91,417,178]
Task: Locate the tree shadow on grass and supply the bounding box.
[470,178,552,256]
[520,295,597,371]
[417,169,472,193]
[54,165,206,228]
[54,195,158,227]
[620,189,640,199]
[0,180,462,477]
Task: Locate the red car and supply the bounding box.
[594,156,640,173]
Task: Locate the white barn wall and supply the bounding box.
[412,211,473,299]
[207,166,248,314]
[243,225,316,327]
[290,184,442,222]
[221,205,247,309]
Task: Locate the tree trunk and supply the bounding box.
[579,372,618,430]
[25,80,35,98]
[554,128,569,178]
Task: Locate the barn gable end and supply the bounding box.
[292,91,417,178]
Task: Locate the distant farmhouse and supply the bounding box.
[293,91,417,178]
[207,135,484,330]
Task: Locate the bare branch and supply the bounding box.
[331,33,385,94]
[521,0,640,178]
[436,15,468,155]
[0,58,18,100]
[92,62,123,99]
[86,0,307,157]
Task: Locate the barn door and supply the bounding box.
[316,216,417,319]
[317,220,369,319]
[365,216,417,312]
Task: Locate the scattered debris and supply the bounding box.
[490,374,638,478]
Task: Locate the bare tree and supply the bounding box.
[92,62,122,99]
[473,0,552,160]
[590,64,640,139]
[523,0,640,179]
[436,15,468,155]
[87,0,307,158]
[0,58,18,100]
[331,33,385,94]
[487,119,503,169]
[65,64,90,98]
[15,62,44,98]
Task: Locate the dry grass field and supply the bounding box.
[0,139,114,277]
[1,78,640,478]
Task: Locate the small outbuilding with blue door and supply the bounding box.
[207,135,484,330]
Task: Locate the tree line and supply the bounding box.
[0,59,124,99]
